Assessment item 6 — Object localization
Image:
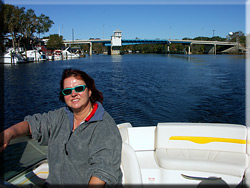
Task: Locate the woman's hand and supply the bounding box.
[0,121,31,153]
[0,129,12,153]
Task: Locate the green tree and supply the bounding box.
[36,14,54,38]
[20,9,53,47]
[46,34,63,49]
[210,36,225,41]
[21,9,37,39]
[227,31,246,47]
[3,4,24,49]
[80,44,89,53]
[93,43,105,54]
[3,4,54,50]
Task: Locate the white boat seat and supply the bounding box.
[244,127,250,186]
[155,123,248,177]
[118,122,249,185]
[121,143,143,184]
[155,148,248,177]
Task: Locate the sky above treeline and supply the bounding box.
[3,0,248,40]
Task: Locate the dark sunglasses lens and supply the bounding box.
[62,89,72,95]
[75,85,85,92]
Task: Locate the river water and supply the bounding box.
[3,54,246,129]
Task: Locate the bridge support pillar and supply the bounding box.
[188,45,191,55]
[187,44,192,55]
[206,45,216,54]
[89,42,92,56]
[207,44,217,54]
[166,45,170,54]
[111,46,121,55]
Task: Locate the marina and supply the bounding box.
[0,46,82,64]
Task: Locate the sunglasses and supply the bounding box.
[62,85,87,96]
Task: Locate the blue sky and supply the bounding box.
[3,0,248,40]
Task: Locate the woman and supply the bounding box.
[0,69,123,187]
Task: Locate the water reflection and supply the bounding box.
[111,55,123,62]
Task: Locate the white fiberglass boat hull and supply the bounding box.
[23,50,47,62]
[2,122,250,188]
[0,52,26,64]
[62,47,80,59]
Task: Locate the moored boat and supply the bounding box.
[1,122,250,187]
[0,50,27,64]
[53,49,63,61]
[23,50,47,62]
[62,47,80,59]
[47,55,54,61]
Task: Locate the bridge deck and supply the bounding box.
[64,39,237,47]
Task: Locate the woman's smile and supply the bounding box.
[63,76,92,113]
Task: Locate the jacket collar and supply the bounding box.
[64,101,105,131]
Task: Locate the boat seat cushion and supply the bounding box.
[156,123,247,153]
[155,123,248,177]
[121,143,143,184]
[155,148,248,177]
[127,126,156,151]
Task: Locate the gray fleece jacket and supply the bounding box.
[24,102,123,187]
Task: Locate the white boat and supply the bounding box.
[2,122,250,187]
[47,55,54,61]
[0,50,27,64]
[53,49,63,61]
[23,50,47,62]
[62,47,80,59]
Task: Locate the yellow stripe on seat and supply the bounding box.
[169,136,246,144]
[19,171,48,186]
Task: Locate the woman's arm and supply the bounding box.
[88,176,106,188]
[0,121,31,152]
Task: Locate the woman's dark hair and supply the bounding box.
[59,69,103,104]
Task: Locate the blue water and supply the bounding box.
[3,54,245,129]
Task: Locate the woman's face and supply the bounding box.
[63,76,92,112]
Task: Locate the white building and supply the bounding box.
[111,29,122,55]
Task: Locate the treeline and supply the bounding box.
[1,3,54,52]
[120,31,246,54]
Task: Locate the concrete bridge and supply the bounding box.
[63,39,110,56]
[63,29,242,55]
[167,39,241,55]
